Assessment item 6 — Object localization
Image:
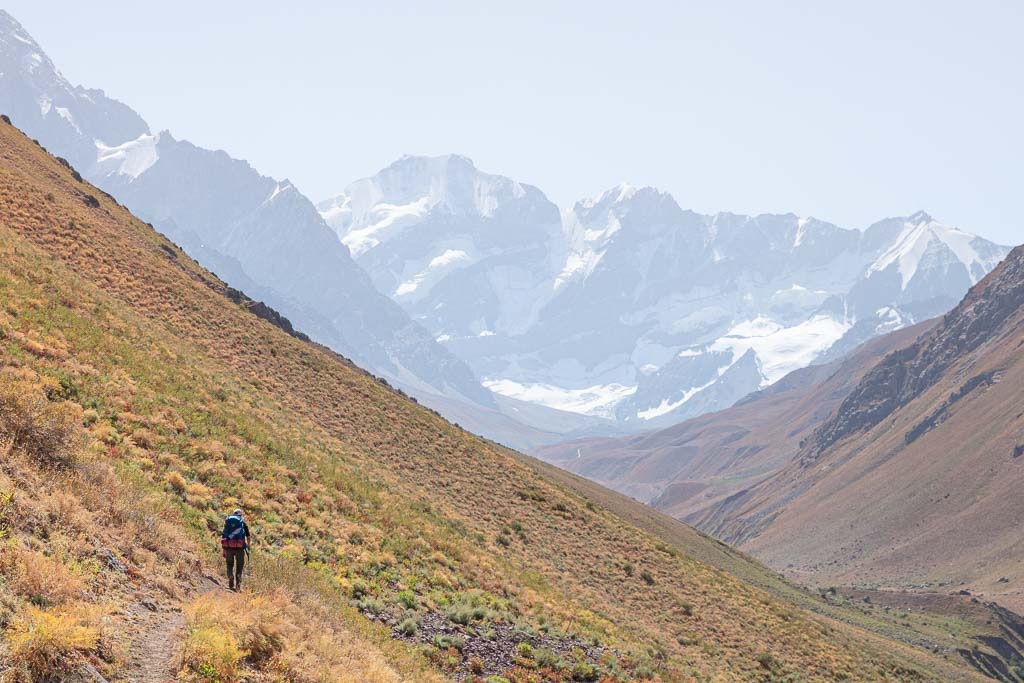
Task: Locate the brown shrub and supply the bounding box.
[0,377,83,467]
[9,549,84,606]
[166,470,187,493]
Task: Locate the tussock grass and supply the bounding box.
[180,584,428,683]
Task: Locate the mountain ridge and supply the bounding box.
[322,152,1010,433]
[2,6,1010,451]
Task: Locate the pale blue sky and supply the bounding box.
[7,1,1023,244]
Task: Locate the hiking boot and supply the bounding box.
[228,578,235,591]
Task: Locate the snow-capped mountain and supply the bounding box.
[0,11,493,408]
[319,155,565,339]
[2,7,1010,443]
[321,163,1011,428]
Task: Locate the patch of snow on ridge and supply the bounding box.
[429,249,470,269]
[395,280,419,296]
[793,217,810,247]
[395,249,475,298]
[264,181,295,204]
[553,249,604,290]
[94,134,159,179]
[54,106,80,133]
[340,196,435,257]
[637,376,717,420]
[933,225,990,284]
[711,314,850,386]
[483,379,636,417]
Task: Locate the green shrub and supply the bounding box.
[396,590,418,610]
[356,597,386,615]
[447,606,470,625]
[516,641,535,659]
[571,661,599,681]
[433,633,465,651]
[397,617,418,636]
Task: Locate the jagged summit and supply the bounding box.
[319,153,544,255]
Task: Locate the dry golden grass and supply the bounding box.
[1,605,99,682]
[0,118,988,681]
[180,588,413,683]
[6,548,85,606]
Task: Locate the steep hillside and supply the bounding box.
[534,322,931,518]
[0,118,987,681]
[699,244,1024,612]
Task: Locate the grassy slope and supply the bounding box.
[514,450,1022,679]
[0,119,985,682]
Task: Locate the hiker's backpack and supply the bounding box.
[222,515,247,548]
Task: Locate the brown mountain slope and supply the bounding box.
[698,244,1024,611]
[534,322,931,519]
[0,120,986,681]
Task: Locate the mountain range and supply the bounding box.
[322,155,1009,433]
[1,10,1010,451]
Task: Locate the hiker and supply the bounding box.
[221,508,250,591]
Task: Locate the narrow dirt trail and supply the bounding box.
[123,604,185,683]
[119,576,221,683]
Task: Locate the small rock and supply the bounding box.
[78,663,110,682]
[141,601,158,612]
[101,548,127,573]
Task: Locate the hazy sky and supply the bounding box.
[7,1,1022,244]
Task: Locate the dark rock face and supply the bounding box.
[809,245,1024,459]
[904,370,999,444]
[225,286,310,342]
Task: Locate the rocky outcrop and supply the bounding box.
[225,286,310,341]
